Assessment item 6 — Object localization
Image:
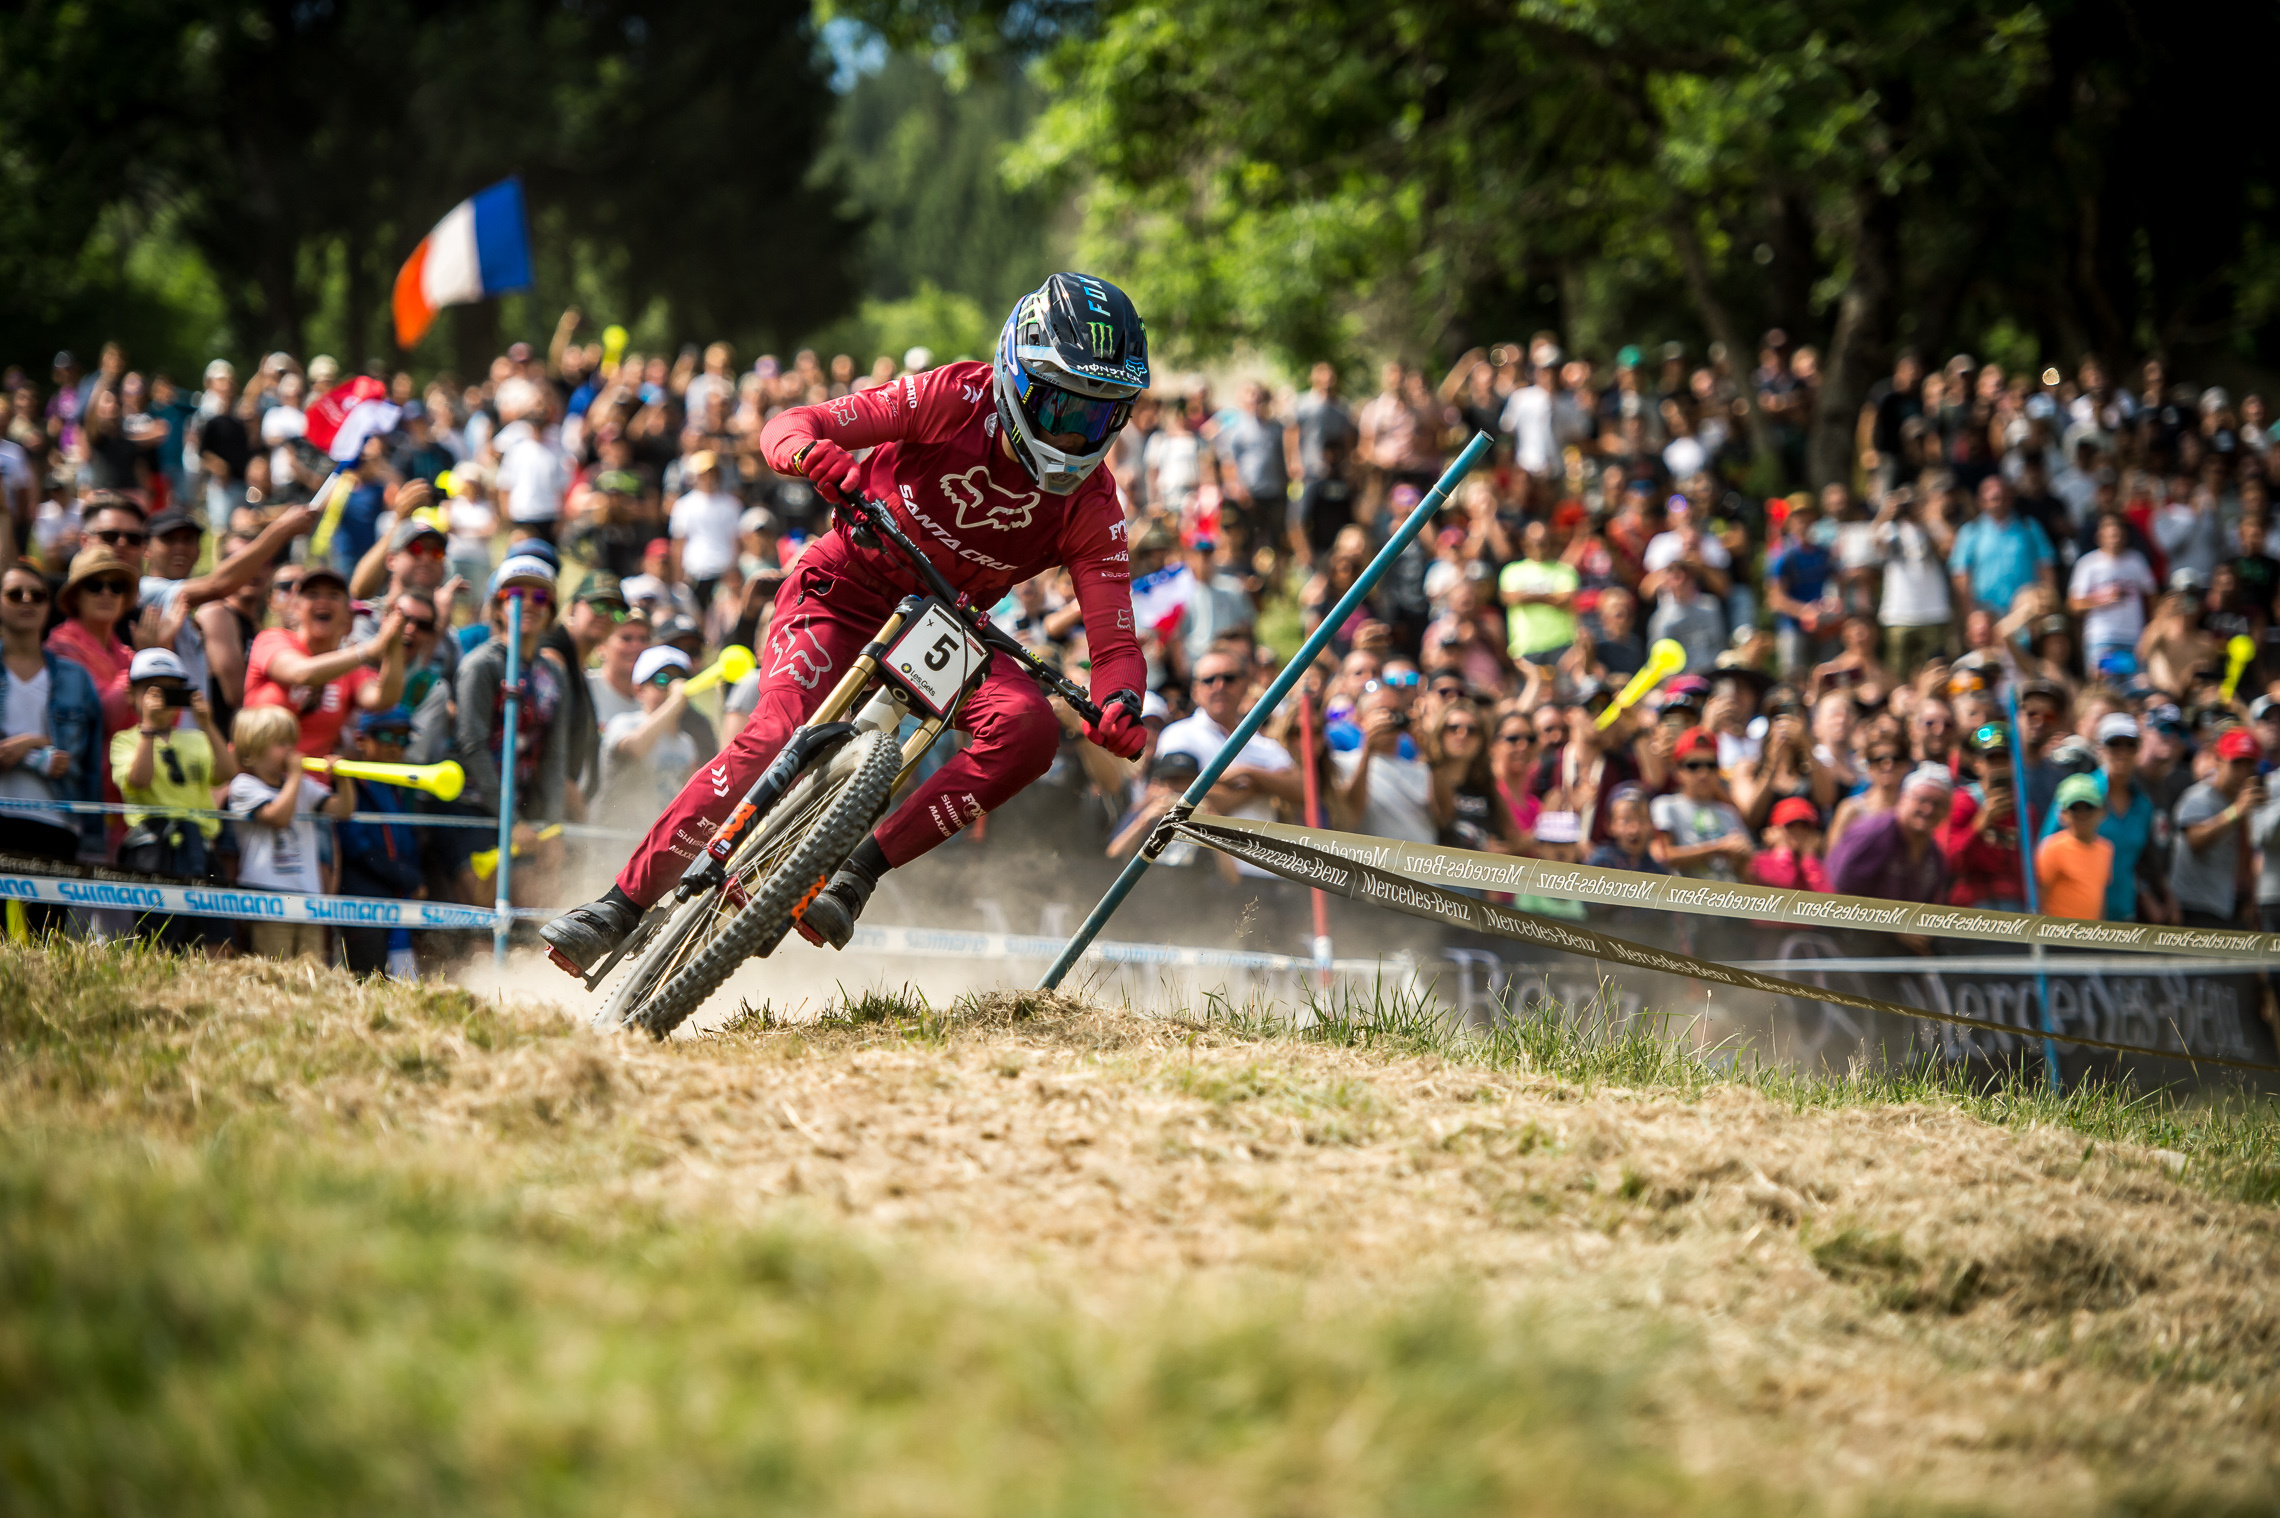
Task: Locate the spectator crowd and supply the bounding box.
[5,315,2280,975]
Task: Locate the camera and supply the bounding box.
[1387,710,1410,731]
[162,687,196,707]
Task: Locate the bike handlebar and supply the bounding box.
[833,493,1103,727]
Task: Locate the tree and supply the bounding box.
[863,0,2280,487]
[0,0,862,374]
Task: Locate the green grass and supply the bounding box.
[1192,974,2280,1208]
[0,1128,1750,1518]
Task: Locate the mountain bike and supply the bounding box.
[580,493,1103,1039]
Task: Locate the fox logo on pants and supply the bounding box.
[940,466,1039,533]
[768,615,834,690]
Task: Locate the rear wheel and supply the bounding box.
[613,729,900,1039]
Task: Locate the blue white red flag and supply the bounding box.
[391,177,534,347]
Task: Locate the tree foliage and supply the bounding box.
[0,0,861,376]
[852,0,2280,482]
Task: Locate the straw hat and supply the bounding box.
[60,547,136,609]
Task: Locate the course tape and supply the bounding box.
[0,853,1397,975]
[1174,819,2280,1075]
[0,791,642,839]
[1197,815,2280,964]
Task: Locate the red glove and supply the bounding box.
[795,438,860,503]
[1085,689,1147,759]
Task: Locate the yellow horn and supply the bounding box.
[471,824,564,881]
[2223,635,2257,703]
[1597,639,1689,729]
[682,644,756,698]
[304,757,465,801]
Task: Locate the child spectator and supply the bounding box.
[226,704,353,961]
[2037,773,2114,920]
[113,647,236,953]
[599,645,699,818]
[1750,796,1829,891]
[1650,727,1753,880]
[1584,785,1666,875]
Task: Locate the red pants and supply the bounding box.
[615,535,1063,906]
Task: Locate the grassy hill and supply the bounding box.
[3,940,2277,1514]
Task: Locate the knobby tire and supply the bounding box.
[630,729,900,1039]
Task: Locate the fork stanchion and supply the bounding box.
[1037,430,1496,991]
[493,591,523,967]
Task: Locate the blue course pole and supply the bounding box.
[2002,688,2062,1091]
[1038,431,1496,991]
[493,591,524,966]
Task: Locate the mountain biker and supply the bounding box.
[541,273,1154,978]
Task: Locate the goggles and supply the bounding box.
[1008,358,1132,447]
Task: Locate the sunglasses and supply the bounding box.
[584,601,633,623]
[1682,759,1720,772]
[82,579,132,597]
[504,587,554,608]
[272,577,301,593]
[648,671,680,688]
[1195,672,1241,688]
[91,528,147,548]
[3,586,48,605]
[1381,670,1420,688]
[1868,754,1902,768]
[1496,731,1534,746]
[405,540,445,558]
[402,614,437,633]
[2103,736,2139,750]
[1443,722,1479,737]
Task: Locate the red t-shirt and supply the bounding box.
[758,362,1146,702]
[242,628,378,756]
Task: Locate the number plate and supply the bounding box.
[884,603,988,716]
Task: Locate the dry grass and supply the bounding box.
[4,940,2278,1514]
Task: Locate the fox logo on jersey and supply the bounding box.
[767,615,834,690]
[940,465,1040,533]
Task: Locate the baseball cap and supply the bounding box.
[357,704,415,736]
[576,571,626,608]
[128,648,188,683]
[739,505,780,536]
[687,449,720,476]
[489,555,556,598]
[1970,721,2012,753]
[596,469,642,496]
[1901,764,1955,798]
[2096,713,2141,744]
[2216,727,2263,762]
[2056,773,2105,812]
[1141,690,1171,725]
[2170,566,2209,594]
[145,508,199,539]
[389,516,446,552]
[1149,750,1201,785]
[1674,727,1718,761]
[295,563,349,594]
[632,646,692,686]
[2253,696,2280,723]
[1771,796,1819,828]
[505,536,560,572]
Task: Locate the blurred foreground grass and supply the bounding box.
[5,938,2277,1514]
[0,940,1740,1517]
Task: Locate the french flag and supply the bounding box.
[391,177,534,348]
[304,376,400,463]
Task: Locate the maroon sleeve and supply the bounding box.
[757,364,982,474]
[1058,485,1146,701]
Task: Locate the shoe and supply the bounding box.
[541,895,642,978]
[793,861,877,950]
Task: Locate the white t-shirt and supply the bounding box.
[2068,548,2157,650]
[585,669,641,727]
[1331,747,1436,844]
[139,575,208,715]
[493,421,567,524]
[0,662,63,826]
[1872,519,1951,626]
[1145,431,1201,502]
[1501,385,1557,474]
[1642,529,1731,575]
[669,489,743,580]
[227,770,330,894]
[600,710,698,815]
[1156,712,1294,876]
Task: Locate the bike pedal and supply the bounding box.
[546,947,585,980]
[793,917,828,947]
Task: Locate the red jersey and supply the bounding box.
[759,362,1145,700]
[243,628,381,757]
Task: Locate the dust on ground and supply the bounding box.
[433,962,2280,1509]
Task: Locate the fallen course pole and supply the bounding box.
[1037,430,1496,991]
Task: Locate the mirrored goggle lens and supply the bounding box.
[1016,368,1130,447]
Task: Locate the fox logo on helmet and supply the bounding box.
[940,466,1039,532]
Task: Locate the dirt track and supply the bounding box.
[353,980,2280,1512]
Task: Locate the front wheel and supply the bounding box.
[615,728,901,1040]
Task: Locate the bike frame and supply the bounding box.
[579,494,1103,990]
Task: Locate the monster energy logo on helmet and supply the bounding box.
[1086,321,1115,356]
